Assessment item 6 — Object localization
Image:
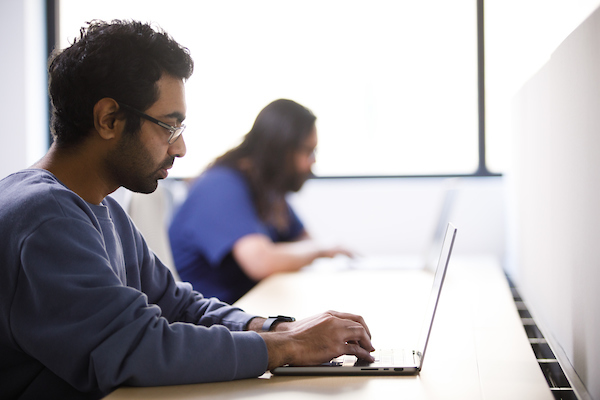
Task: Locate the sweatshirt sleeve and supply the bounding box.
[106,194,260,331]
[11,214,268,395]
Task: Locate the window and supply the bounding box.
[58,0,485,178]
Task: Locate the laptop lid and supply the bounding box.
[423,180,459,271]
[415,222,457,368]
[272,223,457,376]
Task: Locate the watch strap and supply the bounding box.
[262,315,295,331]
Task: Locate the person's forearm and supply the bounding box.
[233,236,323,280]
[260,331,294,370]
[265,240,325,271]
[246,318,296,369]
[233,234,354,281]
[253,241,353,277]
[247,318,297,369]
[246,317,266,332]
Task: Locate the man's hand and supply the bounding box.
[259,311,375,370]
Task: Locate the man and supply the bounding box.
[0,20,374,399]
[169,99,352,303]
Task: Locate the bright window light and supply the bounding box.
[59,0,479,178]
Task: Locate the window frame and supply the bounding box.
[46,0,499,179]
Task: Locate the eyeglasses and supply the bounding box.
[118,102,185,145]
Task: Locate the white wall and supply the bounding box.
[0,0,28,177]
[485,0,600,172]
[0,0,47,179]
[511,6,600,399]
[289,176,505,259]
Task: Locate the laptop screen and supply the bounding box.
[416,223,457,367]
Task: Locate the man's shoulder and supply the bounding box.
[2,167,71,192]
[0,169,85,220]
[1,168,63,198]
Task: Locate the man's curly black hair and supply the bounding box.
[48,20,194,147]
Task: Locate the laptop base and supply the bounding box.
[271,365,420,376]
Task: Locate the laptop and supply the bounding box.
[272,223,457,376]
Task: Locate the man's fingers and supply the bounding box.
[281,310,375,367]
[344,325,375,352]
[346,342,375,362]
[326,310,372,338]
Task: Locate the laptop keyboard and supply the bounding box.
[373,348,407,365]
[332,348,408,367]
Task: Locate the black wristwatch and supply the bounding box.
[262,315,296,332]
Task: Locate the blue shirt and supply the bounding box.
[0,169,268,399]
[169,166,305,304]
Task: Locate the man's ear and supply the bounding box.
[93,98,125,140]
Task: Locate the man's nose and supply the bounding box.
[169,135,187,158]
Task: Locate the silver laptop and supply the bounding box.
[272,223,457,376]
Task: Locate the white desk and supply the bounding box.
[105,257,553,399]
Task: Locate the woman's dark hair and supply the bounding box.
[213,99,316,231]
[48,20,194,147]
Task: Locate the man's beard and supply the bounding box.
[105,130,174,194]
[286,170,314,193]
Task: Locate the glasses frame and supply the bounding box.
[117,102,185,145]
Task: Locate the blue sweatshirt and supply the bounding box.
[0,169,268,399]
